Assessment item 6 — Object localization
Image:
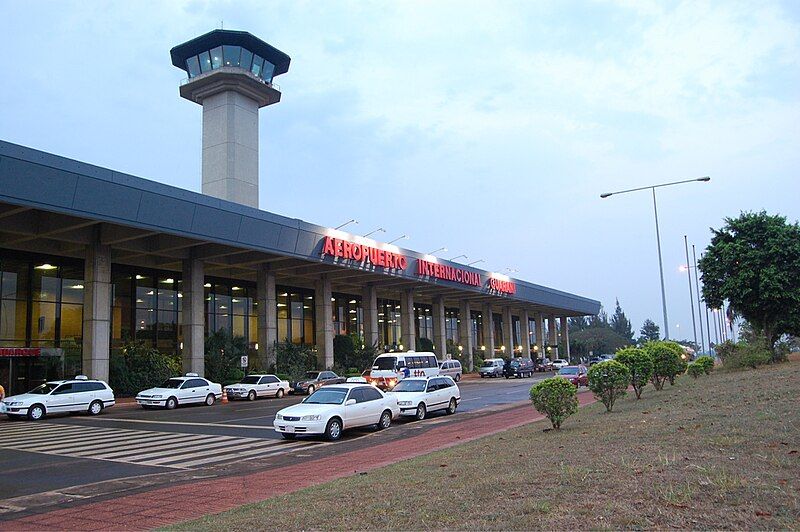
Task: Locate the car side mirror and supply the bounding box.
[345,398,357,406]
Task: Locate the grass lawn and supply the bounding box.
[171,358,800,530]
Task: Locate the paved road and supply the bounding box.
[0,373,553,517]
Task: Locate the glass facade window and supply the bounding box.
[512,317,521,352]
[445,308,459,343]
[183,47,275,83]
[493,313,504,355]
[331,294,362,337]
[0,253,83,395]
[377,298,401,350]
[471,311,483,351]
[222,45,241,67]
[415,304,433,340]
[276,287,315,345]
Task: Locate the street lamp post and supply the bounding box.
[600,176,710,339]
[387,235,409,245]
[683,235,698,350]
[691,244,706,355]
[335,219,358,230]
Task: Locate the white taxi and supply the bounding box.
[135,373,222,409]
[274,384,399,441]
[3,376,115,420]
[224,374,289,401]
[387,375,460,420]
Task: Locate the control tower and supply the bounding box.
[171,30,291,209]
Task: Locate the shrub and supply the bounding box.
[529,377,579,429]
[588,360,630,412]
[275,341,318,381]
[643,341,683,390]
[717,340,772,369]
[416,337,434,352]
[687,362,704,379]
[614,347,653,399]
[109,341,181,397]
[695,355,715,374]
[204,329,247,386]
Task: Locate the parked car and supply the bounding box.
[535,358,554,372]
[588,354,614,366]
[3,375,115,420]
[224,374,289,401]
[291,371,346,395]
[503,357,534,378]
[274,384,399,441]
[346,376,368,383]
[388,375,460,420]
[556,365,589,387]
[368,352,440,389]
[439,359,463,382]
[551,359,569,370]
[479,358,505,378]
[135,373,222,409]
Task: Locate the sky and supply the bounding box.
[1,0,798,342]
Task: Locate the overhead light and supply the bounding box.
[232,286,242,291]
[280,293,288,297]
[146,290,154,295]
[69,284,84,290]
[219,305,227,309]
[204,283,212,288]
[349,299,357,304]
[135,275,146,280]
[34,264,57,270]
[136,299,144,303]
[162,278,175,284]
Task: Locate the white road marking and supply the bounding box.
[83,417,274,429]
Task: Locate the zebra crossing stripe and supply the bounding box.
[0,424,115,439]
[176,442,306,468]
[21,431,176,452]
[1,428,127,447]
[120,437,273,465]
[69,432,215,457]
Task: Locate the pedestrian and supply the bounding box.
[0,382,5,414]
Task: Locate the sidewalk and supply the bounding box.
[1,393,597,531]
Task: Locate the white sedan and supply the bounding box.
[552,359,570,370]
[135,373,222,409]
[225,374,289,401]
[274,384,399,441]
[387,375,460,420]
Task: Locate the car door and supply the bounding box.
[72,382,93,411]
[343,388,367,427]
[257,376,271,397]
[47,383,75,413]
[425,379,441,411]
[360,386,385,424]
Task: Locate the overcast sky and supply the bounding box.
[1,0,798,340]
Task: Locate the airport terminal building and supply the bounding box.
[0,30,600,394]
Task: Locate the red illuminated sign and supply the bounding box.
[417,259,482,287]
[322,237,408,270]
[488,277,517,294]
[0,348,41,357]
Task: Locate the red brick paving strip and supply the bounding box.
[2,393,597,531]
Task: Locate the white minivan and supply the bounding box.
[368,351,440,390]
[439,359,463,382]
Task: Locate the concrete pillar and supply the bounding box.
[560,316,571,363]
[400,289,415,351]
[548,314,558,358]
[181,258,205,375]
[433,296,447,359]
[503,306,514,357]
[314,276,334,369]
[362,284,379,348]
[458,300,473,370]
[201,91,260,208]
[521,309,531,358]
[257,265,277,371]
[534,312,545,357]
[482,303,495,357]
[82,240,111,381]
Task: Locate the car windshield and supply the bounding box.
[372,357,397,370]
[28,382,60,395]
[304,372,320,380]
[559,367,579,375]
[240,376,261,384]
[510,360,520,367]
[159,379,185,389]
[303,388,347,405]
[481,360,495,367]
[392,380,427,392]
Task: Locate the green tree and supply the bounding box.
[638,319,661,343]
[614,347,653,399]
[570,326,629,358]
[568,316,590,332]
[610,299,634,342]
[529,378,579,429]
[643,340,683,390]
[698,211,800,357]
[587,360,630,412]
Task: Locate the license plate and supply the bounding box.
[285,426,295,433]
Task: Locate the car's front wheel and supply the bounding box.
[325,417,342,441]
[454,373,461,382]
[205,394,216,406]
[165,397,178,410]
[88,400,103,416]
[415,403,427,421]
[377,410,392,430]
[276,388,285,398]
[27,404,45,421]
[248,390,256,401]
[446,397,457,415]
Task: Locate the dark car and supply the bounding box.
[535,358,554,372]
[504,357,534,378]
[291,371,346,395]
[556,365,589,387]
